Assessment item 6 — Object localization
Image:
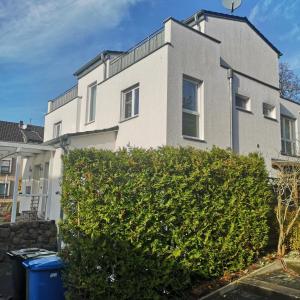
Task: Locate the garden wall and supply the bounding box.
[0,220,57,258]
[0,220,57,297]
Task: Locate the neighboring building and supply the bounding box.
[1,9,299,223]
[0,121,44,221]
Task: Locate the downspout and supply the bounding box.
[101,53,108,80]
[57,136,69,251]
[194,13,201,31]
[227,69,234,151]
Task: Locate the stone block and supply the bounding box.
[0,228,10,239]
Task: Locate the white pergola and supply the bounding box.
[0,141,55,223]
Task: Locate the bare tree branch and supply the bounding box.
[280,62,300,102]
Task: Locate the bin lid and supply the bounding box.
[22,255,64,271]
[7,248,56,260]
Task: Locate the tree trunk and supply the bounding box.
[277,233,286,257]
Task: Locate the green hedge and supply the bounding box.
[60,147,272,299]
[289,220,300,251]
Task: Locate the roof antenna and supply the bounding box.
[222,0,242,14]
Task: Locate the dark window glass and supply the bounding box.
[183,80,197,111]
[182,112,198,137]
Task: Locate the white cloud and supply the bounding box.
[279,24,300,42]
[287,54,300,71]
[248,0,297,23]
[0,0,145,62]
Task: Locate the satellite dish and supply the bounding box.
[222,0,242,13]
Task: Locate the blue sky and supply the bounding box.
[0,0,299,125]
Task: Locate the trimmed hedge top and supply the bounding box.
[60,147,272,299]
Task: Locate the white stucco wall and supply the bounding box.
[72,43,169,148]
[98,46,169,149]
[231,73,281,172]
[69,131,117,150]
[200,16,279,88]
[44,97,81,142]
[77,63,106,131]
[166,19,230,150]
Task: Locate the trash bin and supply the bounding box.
[7,248,56,300]
[22,255,65,300]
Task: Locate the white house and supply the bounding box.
[2,10,300,223]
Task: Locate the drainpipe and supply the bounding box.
[101,53,108,80]
[194,13,201,31]
[227,69,234,151]
[56,136,69,251]
[11,149,22,223]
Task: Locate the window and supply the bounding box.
[25,186,31,195]
[87,83,97,123]
[121,85,139,120]
[0,183,9,196]
[281,116,296,156]
[182,78,200,138]
[0,160,11,174]
[235,94,250,111]
[53,122,62,138]
[263,103,276,119]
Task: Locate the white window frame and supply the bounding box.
[53,121,62,139]
[263,103,276,119]
[182,77,201,139]
[87,82,97,123]
[121,84,139,121]
[0,159,12,174]
[281,115,297,156]
[0,181,10,197]
[235,94,250,111]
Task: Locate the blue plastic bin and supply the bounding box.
[22,255,65,300]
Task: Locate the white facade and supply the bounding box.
[21,10,300,222]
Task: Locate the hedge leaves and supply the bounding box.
[60,147,272,299]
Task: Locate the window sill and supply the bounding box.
[183,135,206,143]
[264,115,278,122]
[119,115,139,123]
[236,107,253,114]
[280,152,300,158]
[85,120,95,126]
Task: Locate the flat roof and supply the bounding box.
[43,126,119,146]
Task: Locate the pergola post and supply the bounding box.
[11,152,22,223]
[45,151,55,220]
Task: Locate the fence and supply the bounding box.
[109,28,165,77]
[49,85,78,112]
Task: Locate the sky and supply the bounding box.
[0,0,299,126]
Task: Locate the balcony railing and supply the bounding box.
[49,85,78,112]
[109,28,165,77]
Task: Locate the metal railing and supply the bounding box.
[49,85,78,112]
[109,28,165,77]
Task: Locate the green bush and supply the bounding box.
[60,147,272,299]
[289,220,300,252]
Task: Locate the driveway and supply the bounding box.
[202,259,300,299]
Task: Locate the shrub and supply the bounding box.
[60,147,272,299]
[289,220,300,252]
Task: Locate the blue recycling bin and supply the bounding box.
[22,255,65,300]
